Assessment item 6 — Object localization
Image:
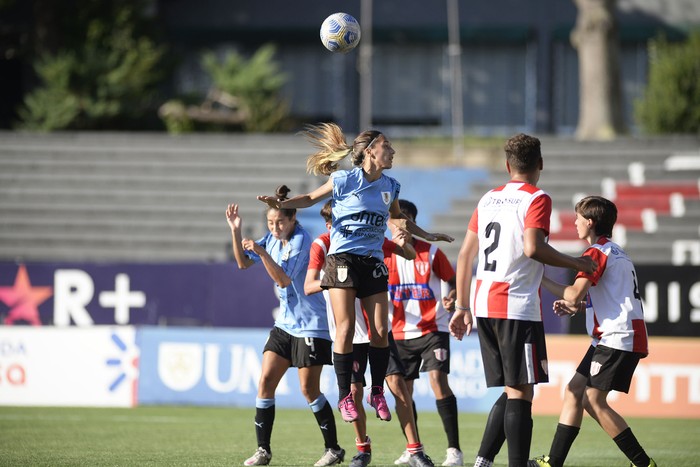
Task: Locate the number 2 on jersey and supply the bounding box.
[483,222,501,272]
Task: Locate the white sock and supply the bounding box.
[474,456,494,467]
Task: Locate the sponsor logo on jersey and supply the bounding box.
[388,283,436,301]
[350,211,387,226]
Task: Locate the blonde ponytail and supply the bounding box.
[303,123,384,176]
[303,123,352,176]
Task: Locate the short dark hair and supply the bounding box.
[398,199,417,221]
[504,133,542,173]
[575,196,617,237]
[320,200,332,223]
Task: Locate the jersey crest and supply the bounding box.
[433,347,448,362]
[415,261,429,276]
[381,191,391,204]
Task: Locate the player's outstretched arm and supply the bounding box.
[388,201,454,243]
[226,203,255,270]
[524,228,597,273]
[542,275,591,306]
[258,179,333,210]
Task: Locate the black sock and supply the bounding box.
[613,427,650,467]
[334,352,354,400]
[368,346,389,390]
[313,400,340,450]
[255,406,275,452]
[477,392,507,460]
[504,398,533,467]
[436,395,460,450]
[548,423,580,467]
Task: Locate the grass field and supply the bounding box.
[1,406,698,466]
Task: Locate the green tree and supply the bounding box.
[635,31,700,134]
[202,44,289,132]
[161,44,290,133]
[17,2,166,130]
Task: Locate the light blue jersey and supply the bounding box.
[329,167,401,259]
[247,224,330,340]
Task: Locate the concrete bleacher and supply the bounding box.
[1,132,698,265]
[0,132,322,262]
[433,137,700,265]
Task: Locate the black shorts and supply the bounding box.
[394,332,451,380]
[576,344,641,393]
[263,326,333,368]
[476,317,549,387]
[321,253,389,299]
[351,334,407,386]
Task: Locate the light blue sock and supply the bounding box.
[256,397,275,409]
[309,394,328,413]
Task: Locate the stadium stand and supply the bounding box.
[0,132,698,265]
[0,132,321,262]
[433,137,700,265]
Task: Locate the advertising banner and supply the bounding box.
[3,262,698,337]
[0,326,138,407]
[2,327,698,417]
[0,262,277,328]
[533,335,700,418]
[137,326,503,412]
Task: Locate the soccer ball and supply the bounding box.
[320,13,361,53]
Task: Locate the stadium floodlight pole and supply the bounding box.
[447,0,464,162]
[359,0,373,131]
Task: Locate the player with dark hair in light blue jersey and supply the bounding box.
[228,184,344,467]
[258,123,452,467]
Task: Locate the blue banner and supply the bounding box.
[137,326,502,412]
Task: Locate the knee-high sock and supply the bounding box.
[477,392,507,460]
[368,346,389,392]
[437,395,460,450]
[614,427,650,467]
[504,398,533,467]
[333,352,354,400]
[547,423,580,467]
[310,394,340,450]
[255,397,275,452]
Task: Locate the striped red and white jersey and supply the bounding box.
[469,181,552,321]
[577,237,649,356]
[308,232,399,344]
[385,239,455,340]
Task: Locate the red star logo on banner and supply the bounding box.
[0,265,53,325]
